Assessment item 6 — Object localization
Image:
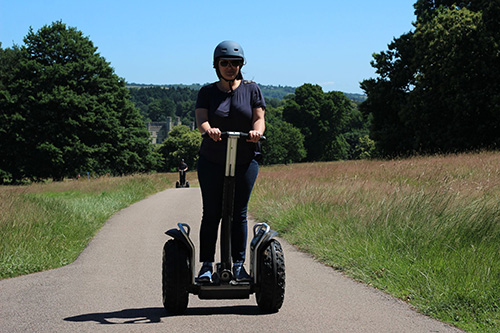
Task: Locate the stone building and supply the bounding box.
[146,117,196,144]
[146,116,181,144]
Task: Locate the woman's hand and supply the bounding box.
[206,128,222,141]
[247,130,262,143]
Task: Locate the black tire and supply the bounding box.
[186,181,190,188]
[256,239,285,313]
[162,239,190,314]
[175,181,180,188]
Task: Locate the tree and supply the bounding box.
[158,125,202,172]
[262,120,306,165]
[0,21,158,182]
[0,43,23,182]
[257,100,306,165]
[282,84,360,161]
[148,98,176,121]
[354,135,376,159]
[411,6,498,151]
[342,104,373,159]
[361,1,500,156]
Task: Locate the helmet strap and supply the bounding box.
[219,74,235,95]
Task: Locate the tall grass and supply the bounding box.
[0,173,182,279]
[250,152,500,332]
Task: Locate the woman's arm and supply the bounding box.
[195,107,221,141]
[248,107,265,142]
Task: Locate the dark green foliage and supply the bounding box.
[261,104,307,165]
[0,21,159,183]
[158,125,202,172]
[0,43,22,182]
[361,1,500,156]
[282,84,369,161]
[343,106,373,159]
[127,86,197,125]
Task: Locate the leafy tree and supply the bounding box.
[354,135,376,159]
[158,125,202,172]
[361,1,500,156]
[261,104,306,165]
[0,21,158,182]
[148,98,176,121]
[282,84,361,161]
[342,104,373,159]
[411,5,498,151]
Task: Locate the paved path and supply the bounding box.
[0,188,461,332]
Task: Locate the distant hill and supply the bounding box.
[258,84,296,99]
[126,83,366,103]
[344,93,367,104]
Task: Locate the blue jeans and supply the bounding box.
[197,155,259,263]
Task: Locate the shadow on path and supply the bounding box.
[64,305,266,324]
[64,307,166,325]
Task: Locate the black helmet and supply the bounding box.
[213,40,245,67]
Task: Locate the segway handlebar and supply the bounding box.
[201,131,266,141]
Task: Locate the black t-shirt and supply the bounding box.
[196,81,266,165]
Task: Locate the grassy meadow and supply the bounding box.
[0,173,181,279]
[250,151,500,332]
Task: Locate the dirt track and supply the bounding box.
[0,187,461,332]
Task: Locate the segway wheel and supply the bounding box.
[256,239,285,313]
[175,181,180,188]
[186,181,190,188]
[162,239,190,314]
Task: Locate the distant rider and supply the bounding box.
[178,159,188,185]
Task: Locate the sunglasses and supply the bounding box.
[219,59,243,67]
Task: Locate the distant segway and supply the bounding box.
[175,159,190,188]
[175,171,189,188]
[162,131,285,314]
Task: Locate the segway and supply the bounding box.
[175,170,189,188]
[162,131,285,314]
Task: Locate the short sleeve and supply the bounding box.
[196,85,210,109]
[251,84,266,110]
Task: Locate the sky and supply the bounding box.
[0,0,416,94]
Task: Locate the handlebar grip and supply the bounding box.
[201,131,266,141]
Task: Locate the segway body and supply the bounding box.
[162,131,285,314]
[176,170,189,188]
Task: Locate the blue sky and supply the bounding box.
[0,0,416,94]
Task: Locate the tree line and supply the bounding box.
[128,85,197,126]
[0,21,370,183]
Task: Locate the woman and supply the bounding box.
[195,40,266,282]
